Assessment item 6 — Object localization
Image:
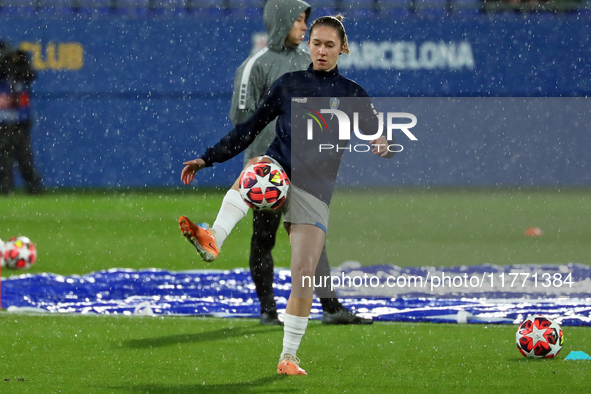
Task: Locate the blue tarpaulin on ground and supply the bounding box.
[2,264,590,325]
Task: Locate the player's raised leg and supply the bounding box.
[179,156,273,261]
[178,216,220,262]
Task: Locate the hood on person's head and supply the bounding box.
[264,0,311,51]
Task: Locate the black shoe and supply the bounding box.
[322,307,373,325]
[260,311,283,326]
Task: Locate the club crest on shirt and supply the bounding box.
[329,97,340,110]
[329,98,340,120]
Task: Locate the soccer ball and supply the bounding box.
[238,161,289,210]
[0,238,4,268]
[3,236,37,270]
[516,315,564,358]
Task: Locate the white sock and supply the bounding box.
[211,189,249,248]
[280,313,309,360]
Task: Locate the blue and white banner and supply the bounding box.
[2,264,590,326]
[0,15,589,187]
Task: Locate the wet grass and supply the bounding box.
[1,188,276,276]
[1,187,590,392]
[328,186,591,268]
[1,315,590,394]
[1,187,590,277]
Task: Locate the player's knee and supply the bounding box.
[291,262,316,281]
[244,156,272,168]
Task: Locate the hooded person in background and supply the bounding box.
[0,41,42,195]
[228,0,372,326]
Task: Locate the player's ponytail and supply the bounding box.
[309,15,350,55]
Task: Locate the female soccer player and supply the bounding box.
[179,15,395,375]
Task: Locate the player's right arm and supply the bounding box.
[182,60,275,185]
[181,76,284,185]
[199,85,281,166]
[180,158,206,185]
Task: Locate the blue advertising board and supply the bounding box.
[0,14,589,187]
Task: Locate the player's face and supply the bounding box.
[284,12,308,47]
[308,26,345,72]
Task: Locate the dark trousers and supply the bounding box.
[249,209,342,314]
[0,121,42,194]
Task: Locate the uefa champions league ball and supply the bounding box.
[516,315,564,358]
[239,161,289,210]
[3,236,37,270]
[0,238,5,268]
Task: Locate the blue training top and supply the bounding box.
[201,64,385,205]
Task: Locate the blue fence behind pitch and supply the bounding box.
[0,14,589,188]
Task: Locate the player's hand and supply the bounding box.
[370,136,394,158]
[181,158,206,185]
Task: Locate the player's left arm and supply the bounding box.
[370,135,395,158]
[356,93,396,159]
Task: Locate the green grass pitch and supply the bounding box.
[1,187,590,393]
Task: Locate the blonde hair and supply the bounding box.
[309,15,350,55]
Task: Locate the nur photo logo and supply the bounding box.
[303,103,418,153]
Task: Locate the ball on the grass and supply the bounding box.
[3,236,37,270]
[239,161,289,211]
[516,314,563,358]
[0,238,5,268]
